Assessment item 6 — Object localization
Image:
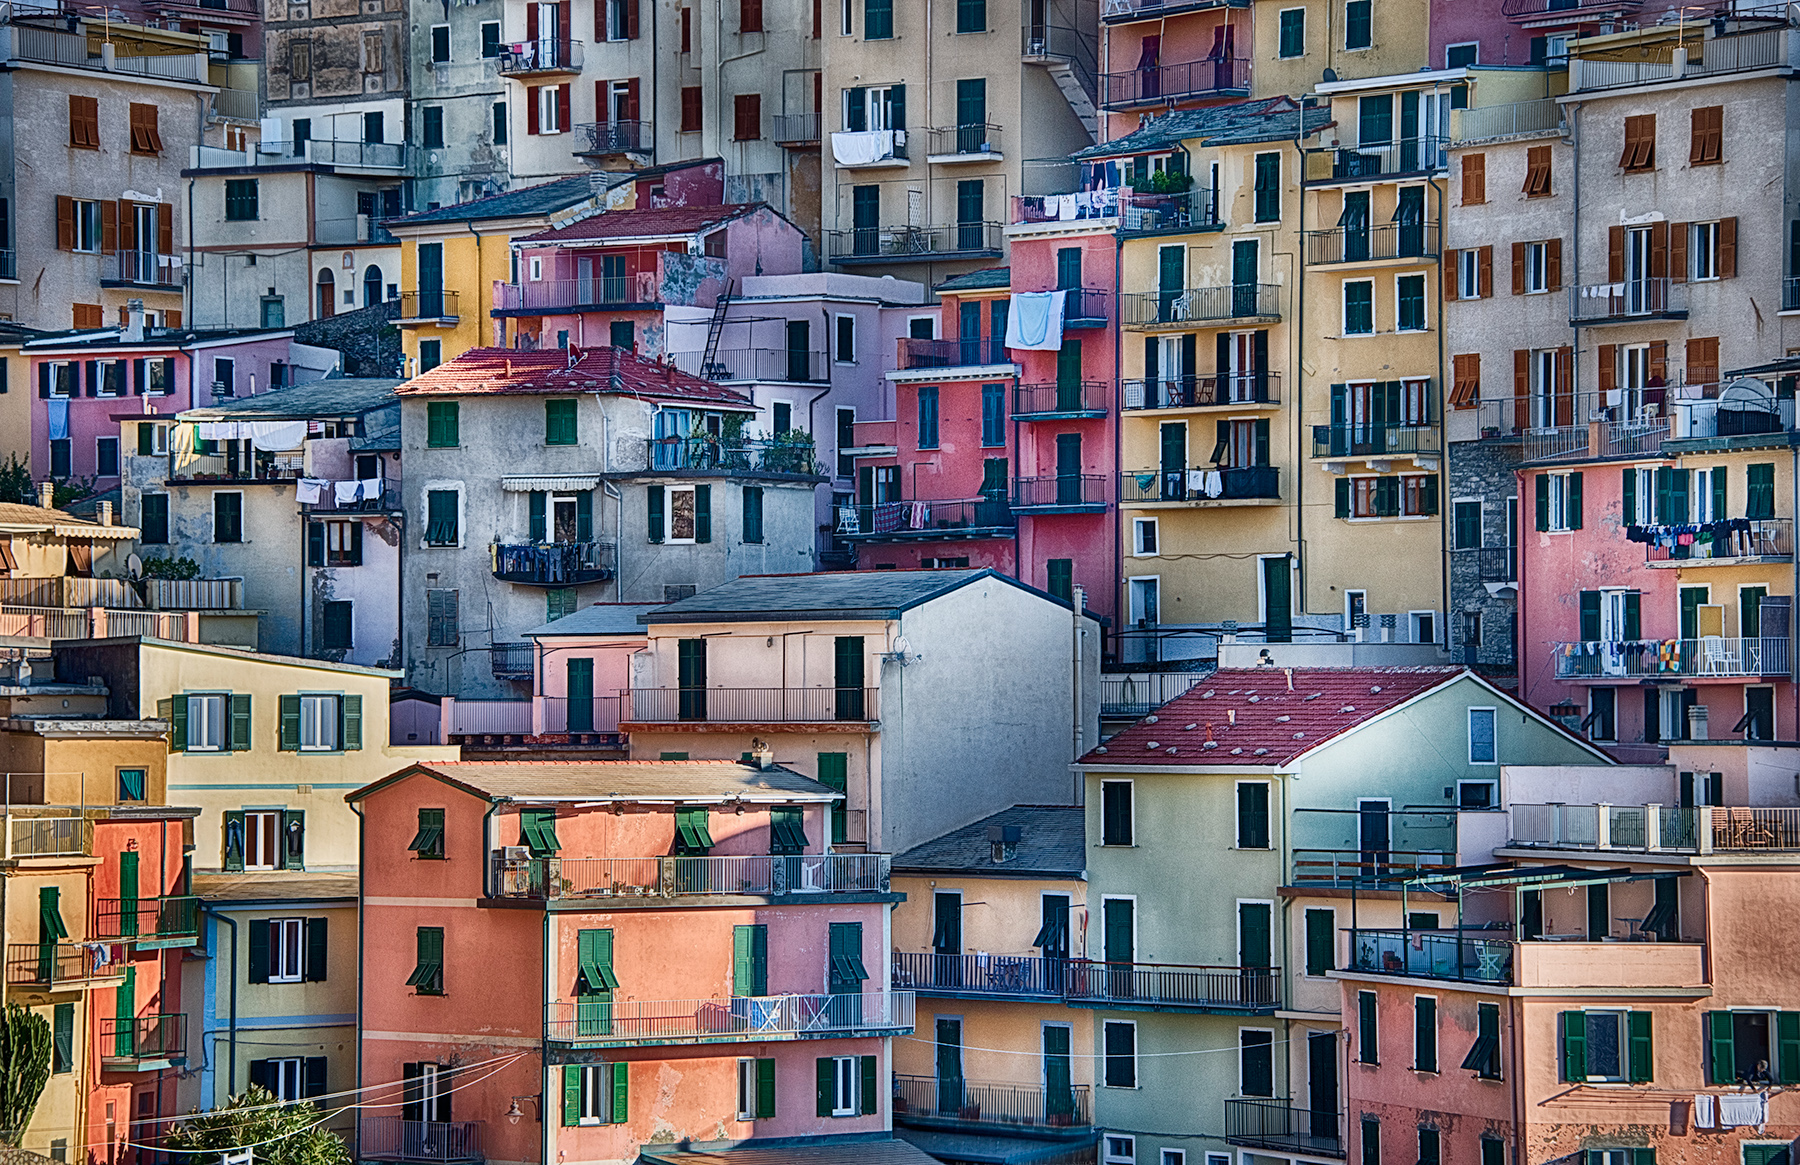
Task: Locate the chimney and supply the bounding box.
[38,482,54,509]
[122,298,146,343]
[98,502,113,527]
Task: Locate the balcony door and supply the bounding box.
[935,1018,964,1113]
[1262,556,1291,644]
[576,256,595,305]
[677,637,707,721]
[1624,225,1654,314]
[1055,434,1083,504]
[932,891,961,986]
[418,243,443,318]
[1358,799,1390,873]
[1157,244,1184,321]
[1340,191,1370,261]
[134,204,158,280]
[1044,1025,1075,1120]
[1220,330,1267,403]
[833,635,865,720]
[1103,897,1134,999]
[956,180,985,252]
[1056,339,1083,411]
[566,658,593,732]
[786,319,811,382]
[1307,1030,1338,1141]
[1231,239,1259,317]
[852,185,879,255]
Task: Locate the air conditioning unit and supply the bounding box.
[501,845,529,861]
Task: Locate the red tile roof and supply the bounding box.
[1084,666,1465,767]
[516,203,760,245]
[396,345,753,406]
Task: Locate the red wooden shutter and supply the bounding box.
[527,86,540,134]
[557,84,571,131]
[625,0,639,38]
[157,203,173,255]
[1719,217,1737,278]
[624,77,640,121]
[526,5,537,40]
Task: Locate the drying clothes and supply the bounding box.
[296,479,327,504]
[247,420,309,451]
[197,421,246,440]
[46,398,68,442]
[334,480,365,505]
[1693,1094,1715,1129]
[1204,471,1222,498]
[830,130,902,167]
[1718,1092,1766,1128]
[1004,290,1067,352]
[358,478,383,503]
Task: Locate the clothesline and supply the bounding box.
[297,478,384,505]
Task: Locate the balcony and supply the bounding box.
[491,853,891,900]
[6,944,125,989]
[1451,545,1518,584]
[1288,849,1455,887]
[1099,671,1204,717]
[893,1076,1091,1132]
[1569,28,1791,93]
[493,276,656,315]
[539,696,623,735]
[1646,518,1792,565]
[396,290,458,326]
[646,435,822,477]
[825,222,1003,264]
[1785,278,1800,313]
[99,1014,186,1069]
[891,952,1068,1000]
[1224,1100,1344,1159]
[835,500,1016,541]
[0,251,14,280]
[1102,0,1245,21]
[202,139,409,170]
[925,123,1004,163]
[1349,927,1513,984]
[490,541,616,587]
[1120,466,1280,504]
[1572,277,1687,324]
[1122,283,1280,329]
[1120,187,1218,236]
[1550,637,1791,681]
[359,1117,484,1164]
[1102,56,1250,109]
[894,337,1012,372]
[1012,474,1108,513]
[0,607,197,642]
[172,450,305,484]
[212,87,259,121]
[830,130,909,169]
[7,816,87,859]
[93,896,200,948]
[1311,423,1440,460]
[489,643,534,681]
[1451,97,1563,144]
[1303,222,1440,265]
[102,251,183,290]
[545,990,914,1047]
[445,700,533,737]
[622,686,878,725]
[1124,373,1278,410]
[0,577,241,611]
[495,38,582,77]
[1509,803,1800,855]
[1304,138,1447,185]
[1061,287,1109,325]
[2,27,209,82]
[1011,193,1119,227]
[1063,960,1280,1012]
[1501,0,1639,19]
[1014,380,1109,419]
[774,112,821,146]
[1524,401,1670,464]
[574,119,651,156]
[671,347,830,383]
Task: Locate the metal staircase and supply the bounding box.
[1023,24,1100,139]
[699,279,734,380]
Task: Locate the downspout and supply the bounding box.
[1292,131,1308,617]
[349,797,365,1152]
[186,178,197,326]
[1434,172,1448,649]
[1113,224,1125,647]
[201,904,239,1096]
[1791,439,1797,737]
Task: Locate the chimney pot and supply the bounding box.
[98,502,112,527]
[38,482,54,509]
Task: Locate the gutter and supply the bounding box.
[199,902,239,1095]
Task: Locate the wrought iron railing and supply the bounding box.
[493,276,653,312]
[489,541,616,584]
[892,952,1069,997]
[6,943,122,987]
[493,854,890,899]
[1288,849,1454,886]
[574,119,650,153]
[1120,466,1279,502]
[1122,283,1281,327]
[1119,186,1217,234]
[1572,277,1686,322]
[1644,518,1791,563]
[99,1013,186,1063]
[359,1117,484,1163]
[1349,928,1513,984]
[1015,380,1110,416]
[1102,55,1250,106]
[1311,423,1440,458]
[1569,28,1789,92]
[826,222,1003,261]
[1551,637,1791,680]
[622,687,878,723]
[926,123,1003,156]
[895,337,1011,369]
[893,1075,1091,1128]
[495,38,582,73]
[1061,960,1280,1009]
[93,896,200,942]
[1305,138,1447,183]
[835,500,1016,537]
[1012,474,1107,509]
[1124,373,1279,410]
[489,643,534,679]
[399,290,459,319]
[1225,1099,1344,1157]
[671,347,830,383]
[646,435,820,475]
[1099,671,1204,716]
[545,990,913,1044]
[1303,222,1440,265]
[1451,545,1517,583]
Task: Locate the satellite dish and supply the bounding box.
[891,636,910,656]
[127,553,143,576]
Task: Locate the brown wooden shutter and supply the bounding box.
[741,0,762,32]
[1546,238,1562,291]
[1555,347,1573,417]
[1462,153,1485,205]
[1648,340,1667,385]
[167,309,181,328]
[595,79,608,119]
[1451,354,1480,408]
[527,86,540,134]
[526,5,538,39]
[1649,221,1668,279]
[1513,349,1529,429]
[1686,337,1719,385]
[1511,242,1526,296]
[557,84,571,131]
[118,200,136,252]
[101,200,118,255]
[593,0,605,38]
[1478,246,1492,298]
[1597,344,1616,396]
[1608,226,1625,282]
[1690,105,1722,164]
[558,2,571,43]
[681,86,702,131]
[1443,250,1459,302]
[624,77,640,120]
[56,196,74,251]
[1719,216,1737,278]
[157,203,173,255]
[73,304,104,329]
[625,0,639,38]
[1669,222,1687,283]
[1619,117,1638,168]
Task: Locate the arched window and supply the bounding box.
[316,268,336,319]
[362,264,384,308]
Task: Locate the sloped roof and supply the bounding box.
[1083,667,1465,767]
[180,377,401,420]
[348,759,841,804]
[517,202,761,245]
[1073,96,1332,160]
[522,603,663,638]
[642,567,1072,624]
[0,501,137,538]
[386,175,595,227]
[894,805,1085,877]
[933,266,1011,293]
[395,345,753,407]
[639,1141,943,1165]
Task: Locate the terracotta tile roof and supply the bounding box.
[394,345,753,406]
[516,202,760,245]
[1083,666,1465,767]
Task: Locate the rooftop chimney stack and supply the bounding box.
[98,501,113,527]
[38,482,54,509]
[123,298,146,343]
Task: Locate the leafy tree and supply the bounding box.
[0,1003,52,1147]
[50,476,97,509]
[141,556,202,581]
[0,457,34,505]
[164,1087,349,1165]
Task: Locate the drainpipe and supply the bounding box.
[349,797,365,1154]
[1292,131,1308,618]
[1072,583,1086,785]
[1434,174,1449,650]
[201,904,239,1096]
[1113,224,1125,649]
[1790,440,1797,737]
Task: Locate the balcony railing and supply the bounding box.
[671,347,830,383]
[1349,927,1513,984]
[1311,423,1440,459]
[1451,97,1563,143]
[1646,518,1792,563]
[495,38,582,74]
[0,606,192,641]
[246,139,409,169]
[891,952,1069,998]
[1120,466,1280,503]
[93,896,200,944]
[1289,849,1455,886]
[826,222,1004,262]
[104,251,182,288]
[6,943,123,987]
[1015,380,1110,417]
[1305,138,1447,183]
[8,816,86,859]
[4,27,208,81]
[1572,277,1687,322]
[1124,373,1279,410]
[1452,545,1518,584]
[647,435,821,476]
[1012,193,1119,226]
[359,1117,484,1164]
[895,337,1011,370]
[1225,1099,1344,1158]
[493,853,891,899]
[445,699,533,736]
[1551,637,1791,680]
[574,119,651,154]
[623,686,879,724]
[1062,960,1280,1010]
[545,990,914,1046]
[774,112,822,145]
[1122,283,1280,328]
[1511,804,1800,853]
[539,695,623,735]
[147,578,245,609]
[489,643,534,680]
[1099,671,1204,717]
[1102,56,1249,107]
[1303,222,1440,265]
[1785,277,1800,313]
[398,290,458,321]
[1501,0,1639,17]
[829,129,908,166]
[0,251,13,281]
[1012,474,1108,510]
[489,541,616,586]
[493,275,656,313]
[1713,807,1800,851]
[1524,416,1670,464]
[926,123,1004,158]
[1101,0,1241,20]
[99,1013,186,1065]
[1119,186,1217,234]
[213,87,258,121]
[835,499,1016,538]
[893,1075,1091,1130]
[1569,28,1790,93]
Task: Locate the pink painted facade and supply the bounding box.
[1100,7,1250,141]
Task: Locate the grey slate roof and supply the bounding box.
[352,402,401,450]
[388,175,594,227]
[180,377,402,420]
[523,603,664,638]
[642,567,1068,624]
[896,1128,1094,1164]
[349,759,841,803]
[933,266,1011,293]
[894,805,1086,877]
[1073,96,1332,160]
[639,1140,942,1165]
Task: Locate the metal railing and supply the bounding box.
[893,1075,1091,1129]
[1303,222,1440,265]
[646,435,820,475]
[489,541,616,585]
[9,816,86,858]
[93,896,200,942]
[0,251,13,281]
[1012,192,1119,226]
[538,696,623,735]
[213,87,258,120]
[6,943,121,987]
[1785,277,1800,313]
[623,687,879,723]
[574,119,651,154]
[1101,0,1239,19]
[254,139,408,168]
[1012,474,1107,509]
[1102,56,1250,107]
[892,952,1069,997]
[1349,927,1513,984]
[1289,849,1454,885]
[1015,380,1110,416]
[1451,97,1562,143]
[493,275,654,312]
[99,1013,186,1063]
[1645,518,1792,563]
[1570,29,1790,92]
[836,499,1015,537]
[1573,277,1686,322]
[1224,1100,1344,1158]
[895,337,1011,370]
[829,129,908,165]
[1311,423,1440,458]
[399,290,459,319]
[1713,807,1800,851]
[1119,186,1217,234]
[1452,545,1518,584]
[1062,960,1280,1009]
[1120,466,1280,502]
[0,578,137,608]
[493,853,890,899]
[826,222,1005,261]
[148,578,243,609]
[671,347,830,383]
[1122,283,1280,327]
[488,643,533,679]
[446,700,533,736]
[1551,637,1791,680]
[1124,373,1279,409]
[1511,804,1800,853]
[106,251,182,287]
[1305,138,1447,182]
[1501,0,1639,15]
[1021,23,1098,104]
[774,112,821,144]
[927,123,1003,157]
[545,990,913,1045]
[359,1117,484,1164]
[6,27,207,80]
[496,38,582,73]
[1524,417,1670,464]
[1099,671,1205,716]
[1061,287,1109,321]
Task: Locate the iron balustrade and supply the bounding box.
[488,643,534,679]
[495,38,582,73]
[624,686,878,723]
[1311,423,1440,458]
[1510,804,1800,853]
[93,896,200,942]
[99,1013,186,1063]
[1572,277,1686,322]
[106,251,182,287]
[493,276,651,312]
[1015,380,1110,417]
[489,541,616,585]
[1102,55,1250,107]
[1551,637,1791,680]
[671,347,831,383]
[545,990,913,1045]
[574,119,650,153]
[826,222,1003,261]
[1061,288,1109,322]
[927,123,1003,156]
[895,337,1012,370]
[892,952,1070,997]
[646,435,821,475]
[1288,849,1455,886]
[1303,221,1440,265]
[1349,928,1514,984]
[1451,545,1518,583]
[1120,466,1280,502]
[1061,959,1280,1008]
[1124,373,1279,409]
[400,290,459,319]
[359,1117,485,1164]
[1712,808,1800,851]
[835,499,1016,538]
[1119,186,1217,234]
[6,943,122,986]
[1786,278,1800,313]
[1012,194,1118,226]
[0,251,13,280]
[492,853,890,899]
[1305,138,1447,182]
[1012,474,1107,509]
[539,695,623,734]
[893,1075,1091,1128]
[1121,283,1281,327]
[1224,1099,1344,1158]
[1644,518,1791,563]
[1099,671,1204,716]
[774,112,821,144]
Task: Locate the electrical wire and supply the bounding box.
[896,1027,1336,1060]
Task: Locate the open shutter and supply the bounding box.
[1778,1012,1800,1083]
[1335,479,1349,519]
[816,1059,833,1117]
[56,196,73,251]
[1712,466,1727,520]
[529,492,547,541]
[1627,1011,1653,1082]
[1511,242,1526,295]
[1580,591,1601,642]
[1567,472,1583,530]
[859,1056,877,1114]
[527,87,540,135]
[610,1061,629,1122]
[695,484,711,543]
[248,918,270,982]
[1444,250,1459,301]
[281,809,306,871]
[1546,239,1561,290]
[625,0,639,37]
[557,84,572,130]
[306,917,328,981]
[1669,222,1688,283]
[1560,1010,1586,1081]
[307,523,324,567]
[222,809,244,871]
[1708,1011,1733,1084]
[1624,592,1641,640]
[1719,216,1737,278]
[303,1057,327,1098]
[756,1058,775,1118]
[157,203,173,255]
[577,492,592,541]
[647,485,664,542]
[562,1065,581,1126]
[1535,474,1549,532]
[279,695,301,751]
[342,695,363,750]
[1622,468,1636,525]
[1608,226,1625,282]
[230,694,252,751]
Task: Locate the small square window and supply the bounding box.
[117,768,147,802]
[1133,518,1158,556]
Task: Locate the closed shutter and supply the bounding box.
[1415,996,1437,1072]
[303,1057,327,1098]
[1304,908,1333,975]
[695,484,711,542]
[1546,239,1562,290]
[1580,592,1601,642]
[1236,782,1269,847]
[529,492,546,541]
[306,918,328,981]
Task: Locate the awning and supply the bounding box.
[502,475,602,492]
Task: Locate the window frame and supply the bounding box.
[187,693,228,752]
[1395,273,1427,332]
[268,916,306,983]
[298,693,341,752]
[1468,706,1498,764]
[1099,779,1134,846]
[1132,517,1159,557]
[1276,7,1305,58]
[829,1055,860,1115]
[1102,1020,1138,1089]
[243,809,281,870]
[1343,278,1375,335]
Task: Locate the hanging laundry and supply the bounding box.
[334,480,365,505]
[46,398,69,442]
[1005,290,1067,352]
[1718,1092,1766,1128]
[296,478,328,504]
[1693,1094,1716,1129]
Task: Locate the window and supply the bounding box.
[534,84,567,134]
[1461,1001,1502,1078]
[480,21,501,55]
[1535,471,1583,532]
[1453,500,1481,550]
[1514,240,1559,294]
[1240,1029,1274,1095]
[1690,104,1722,165]
[59,200,101,253]
[225,180,259,221]
[1343,280,1374,334]
[734,94,761,140]
[1304,908,1334,976]
[430,24,450,62]
[979,383,1005,447]
[266,917,306,982]
[426,490,459,546]
[1104,1021,1136,1087]
[1468,707,1497,764]
[1344,0,1371,49]
[117,767,146,803]
[1397,274,1426,331]
[1236,782,1269,848]
[422,107,444,148]
[68,95,99,148]
[1418,1128,1440,1165]
[1523,145,1552,197]
[736,1058,775,1120]
[52,1004,73,1075]
[1748,463,1776,519]
[1129,576,1159,626]
[242,810,280,868]
[1563,1010,1654,1082]
[835,315,857,363]
[956,0,983,32]
[1446,42,1477,67]
[1691,220,1724,280]
[419,340,442,373]
[819,1055,873,1116]
[1100,780,1133,846]
[1415,996,1438,1071]
[139,493,169,549]
[492,101,508,144]
[1400,474,1440,518]
[678,85,704,131]
[1361,1118,1380,1165]
[545,398,577,445]
[407,927,444,994]
[311,520,363,568]
[213,492,243,543]
[1461,152,1485,205]
[674,808,714,855]
[363,111,384,143]
[1103,1137,1136,1165]
[1278,8,1304,57]
[917,385,939,448]
[1133,518,1158,556]
[1162,1154,1187,1165]
[96,438,118,478]
[1358,990,1378,1063]
[427,588,458,647]
[1620,115,1656,171]
[1046,559,1073,602]
[863,0,892,39]
[1253,153,1280,222]
[129,103,163,154]
[410,808,445,858]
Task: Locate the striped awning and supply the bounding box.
[500,475,602,492]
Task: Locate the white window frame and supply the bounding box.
[1628,467,1654,524]
[1162,1152,1187,1165]
[1445,40,1478,66]
[1100,895,1138,960]
[244,809,280,870]
[269,917,305,982]
[188,693,227,752]
[1344,588,1367,630]
[1395,272,1428,332]
[835,313,857,363]
[1543,33,1569,63]
[1132,517,1159,557]
[1456,249,1479,300]
[1692,220,1720,281]
[429,23,450,62]
[829,1055,859,1116]
[299,694,339,752]
[1577,1008,1629,1082]
[1545,472,1576,532]
[735,1058,760,1121]
[537,84,562,134]
[1128,576,1160,626]
[1103,1134,1137,1165]
[1343,278,1375,336]
[1409,609,1436,643]
[840,0,852,34]
[1524,241,1549,294]
[575,1063,609,1124]
[1206,1155,1231,1165]
[266,1057,302,1101]
[529,256,544,281]
[605,0,628,39]
[1099,779,1134,847]
[71,200,101,253]
[663,484,699,544]
[1238,1025,1277,1096]
[1694,467,1718,522]
[1468,706,1498,765]
[1275,6,1304,57]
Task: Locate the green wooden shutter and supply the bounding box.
[246,919,269,982]
[755,1058,775,1118]
[610,1061,629,1123]
[818,752,848,844]
[1237,782,1269,847]
[1561,1010,1587,1081]
[1415,996,1437,1072]
[562,1065,581,1126]
[1749,463,1776,518]
[40,887,66,943]
[1626,1010,1653,1082]
[1239,902,1272,968]
[695,484,712,543]
[342,695,362,750]
[1304,909,1333,975]
[118,851,138,937]
[229,694,252,751]
[1672,469,1690,523]
[306,918,328,982]
[647,485,664,542]
[859,1055,877,1114]
[281,809,305,870]
[1778,1012,1800,1082]
[223,810,245,872]
[51,1003,72,1074]
[1358,991,1378,1063]
[1622,467,1636,524]
[1712,466,1727,518]
[815,1058,833,1117]
[114,965,136,1058]
[1254,418,1270,466]
[303,1057,327,1098]
[165,697,186,752]
[1632,1151,1656,1165]
[1579,592,1601,641]
[279,695,301,751]
[733,925,767,997]
[529,492,547,542]
[307,522,324,566]
[1567,471,1583,529]
[1624,592,1641,640]
[1535,473,1549,531]
[577,491,592,541]
[1335,478,1350,518]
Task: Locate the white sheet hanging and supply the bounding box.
[1004,290,1067,352]
[296,479,327,504]
[246,420,309,451]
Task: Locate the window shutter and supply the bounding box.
[1511,242,1526,296]
[647,485,664,542]
[695,484,712,542]
[303,1057,327,1098]
[859,1055,877,1114]
[248,918,270,982]
[1670,223,1688,283]
[230,694,252,751]
[249,1059,271,1092]
[307,522,324,567]
[562,1064,581,1126]
[279,695,301,751]
[1624,591,1641,640]
[341,694,362,751]
[281,809,306,870]
[577,491,592,541]
[56,197,73,252]
[1422,475,1439,516]
[625,0,639,36]
[222,808,244,871]
[1720,216,1738,278]
[305,917,328,981]
[1560,1010,1586,1081]
[1777,1012,1800,1082]
[529,492,547,541]
[1444,250,1459,301]
[1632,1151,1655,1165]
[815,1058,832,1116]
[527,86,540,135]
[756,1058,775,1118]
[1627,1011,1653,1082]
[610,1061,629,1122]
[1477,245,1493,297]
[1622,467,1636,525]
[1579,592,1601,642]
[157,203,173,254]
[1712,466,1727,519]
[557,84,572,130]
[1708,1011,1734,1083]
[1567,472,1583,530]
[1335,478,1350,519]
[1608,226,1625,282]
[101,201,117,256]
